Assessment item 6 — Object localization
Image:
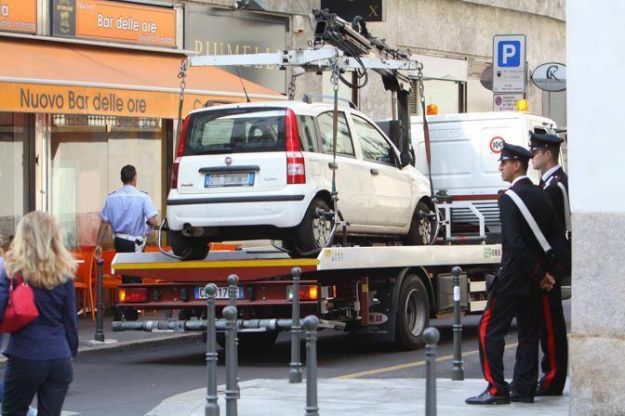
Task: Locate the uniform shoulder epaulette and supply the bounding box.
[140,190,149,195]
[107,190,117,196]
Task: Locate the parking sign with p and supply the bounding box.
[493,35,526,93]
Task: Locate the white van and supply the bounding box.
[411,111,558,239]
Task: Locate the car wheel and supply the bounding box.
[404,201,437,245]
[395,273,430,350]
[293,198,334,257]
[169,231,209,260]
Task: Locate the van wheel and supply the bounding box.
[169,231,209,260]
[404,201,437,245]
[395,273,430,350]
[293,198,334,257]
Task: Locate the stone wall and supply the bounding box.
[182,0,565,120]
[568,1,625,413]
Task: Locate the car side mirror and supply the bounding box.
[400,151,413,167]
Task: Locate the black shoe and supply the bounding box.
[536,379,563,396]
[466,389,510,405]
[535,388,563,397]
[510,390,535,403]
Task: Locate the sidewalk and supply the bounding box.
[77,314,202,355]
[146,378,569,416]
[0,314,202,365]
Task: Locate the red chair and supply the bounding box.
[73,251,95,320]
[91,250,122,309]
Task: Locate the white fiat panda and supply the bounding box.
[166,101,434,259]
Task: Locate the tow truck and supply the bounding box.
[113,245,499,349]
[111,10,501,349]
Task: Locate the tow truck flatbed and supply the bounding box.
[111,245,501,282]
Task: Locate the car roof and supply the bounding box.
[188,100,353,116]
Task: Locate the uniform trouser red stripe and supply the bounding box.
[539,286,568,392]
[478,298,498,395]
[478,289,540,397]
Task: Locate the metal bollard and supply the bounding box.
[303,315,320,416]
[424,327,440,416]
[289,267,303,383]
[94,258,105,342]
[228,274,240,397]
[223,305,239,416]
[451,266,464,381]
[204,284,219,416]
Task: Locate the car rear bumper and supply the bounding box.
[166,192,310,229]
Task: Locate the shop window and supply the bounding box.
[50,115,164,248]
[0,113,29,249]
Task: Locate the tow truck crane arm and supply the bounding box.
[185,8,422,160]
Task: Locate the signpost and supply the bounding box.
[493,34,526,111]
[493,93,524,112]
[493,34,526,93]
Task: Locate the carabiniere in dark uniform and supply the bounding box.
[530,132,570,396]
[467,142,560,405]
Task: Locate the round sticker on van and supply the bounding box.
[490,136,505,153]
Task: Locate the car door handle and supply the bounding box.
[328,162,338,170]
[370,168,379,176]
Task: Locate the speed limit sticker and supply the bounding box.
[490,136,505,153]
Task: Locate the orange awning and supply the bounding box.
[0,37,283,119]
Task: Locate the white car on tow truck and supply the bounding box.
[167,101,435,260]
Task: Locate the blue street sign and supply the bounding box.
[497,41,521,67]
[493,34,526,93]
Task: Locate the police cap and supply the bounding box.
[529,131,563,151]
[499,141,531,162]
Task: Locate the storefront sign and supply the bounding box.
[320,0,383,22]
[531,62,566,92]
[0,83,266,119]
[185,5,287,93]
[52,0,177,48]
[0,0,37,34]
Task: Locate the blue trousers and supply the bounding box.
[2,356,72,416]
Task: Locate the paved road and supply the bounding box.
[2,300,570,416]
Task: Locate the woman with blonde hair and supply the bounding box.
[0,211,78,416]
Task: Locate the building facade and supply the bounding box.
[0,0,566,248]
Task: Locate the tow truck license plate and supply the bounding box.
[205,172,254,187]
[195,286,244,300]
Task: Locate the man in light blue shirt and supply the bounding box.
[95,165,159,320]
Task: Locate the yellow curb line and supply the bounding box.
[336,342,519,380]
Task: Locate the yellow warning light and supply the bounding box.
[308,285,319,300]
[119,288,127,303]
[426,104,439,115]
[516,99,529,112]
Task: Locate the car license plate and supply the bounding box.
[195,286,244,300]
[205,172,254,187]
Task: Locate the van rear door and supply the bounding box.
[176,108,288,195]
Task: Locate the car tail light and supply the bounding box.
[171,116,191,189]
[119,288,148,303]
[287,285,320,301]
[285,109,306,184]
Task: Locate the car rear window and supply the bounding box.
[185,108,286,155]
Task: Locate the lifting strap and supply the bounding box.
[417,73,434,197]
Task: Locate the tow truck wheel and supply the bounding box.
[395,273,430,350]
[169,231,209,260]
[292,198,333,258]
[404,201,437,246]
